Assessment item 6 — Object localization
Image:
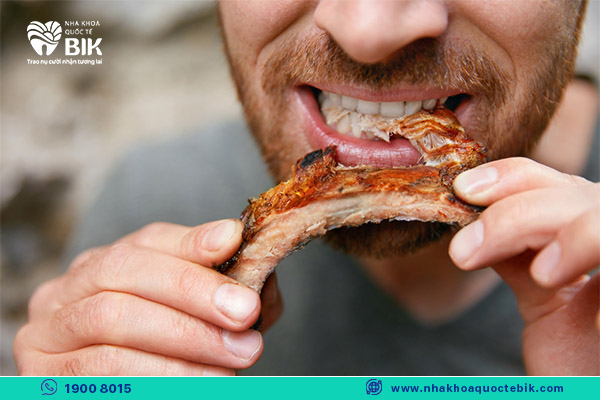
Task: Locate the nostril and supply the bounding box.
[314,0,449,65]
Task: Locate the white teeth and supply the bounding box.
[318,90,452,141]
[350,112,362,137]
[341,95,358,111]
[356,99,380,115]
[422,98,437,110]
[404,100,422,116]
[319,92,333,109]
[380,101,405,118]
[330,93,342,106]
[337,115,351,134]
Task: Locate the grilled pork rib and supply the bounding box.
[218,108,486,293]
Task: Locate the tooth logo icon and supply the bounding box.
[27,21,62,56]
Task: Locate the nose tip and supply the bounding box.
[314,0,448,64]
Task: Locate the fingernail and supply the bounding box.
[449,220,484,267]
[222,329,262,361]
[202,220,237,251]
[531,241,561,285]
[214,283,258,324]
[203,366,236,376]
[454,167,498,195]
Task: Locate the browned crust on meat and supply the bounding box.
[239,146,479,243]
[217,108,487,293]
[217,147,483,293]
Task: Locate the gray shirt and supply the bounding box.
[67,119,528,375]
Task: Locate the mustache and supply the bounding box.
[262,32,509,105]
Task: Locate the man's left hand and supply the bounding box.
[449,157,599,375]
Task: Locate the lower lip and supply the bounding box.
[295,87,423,168]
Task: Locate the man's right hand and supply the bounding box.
[14,219,282,375]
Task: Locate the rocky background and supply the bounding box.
[1,0,241,375]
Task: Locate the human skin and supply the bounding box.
[14,0,598,375]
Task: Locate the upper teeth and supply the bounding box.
[319,91,447,119]
[318,91,450,142]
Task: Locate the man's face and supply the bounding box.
[219,0,584,257]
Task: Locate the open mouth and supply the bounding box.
[296,85,471,168]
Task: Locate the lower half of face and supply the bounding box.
[221,2,582,257]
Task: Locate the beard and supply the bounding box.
[221,13,583,258]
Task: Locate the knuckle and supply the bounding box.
[511,156,535,169]
[53,303,81,337]
[180,227,204,258]
[498,156,537,176]
[65,247,105,293]
[484,195,529,232]
[172,313,203,347]
[81,292,124,340]
[94,345,125,375]
[61,355,86,376]
[97,242,138,285]
[70,247,97,270]
[565,173,589,187]
[68,247,104,277]
[55,292,122,340]
[58,346,126,376]
[134,222,173,247]
[518,159,552,187]
[174,264,206,302]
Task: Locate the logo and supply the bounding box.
[27,21,62,55]
[366,379,383,395]
[41,379,57,395]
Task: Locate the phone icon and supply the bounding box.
[41,379,57,395]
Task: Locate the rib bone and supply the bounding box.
[218,108,487,292]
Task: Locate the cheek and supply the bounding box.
[220,0,314,69]
[452,0,574,73]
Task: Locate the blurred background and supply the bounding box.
[1,0,598,376]
[1,0,242,374]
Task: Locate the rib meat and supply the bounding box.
[218,108,486,293]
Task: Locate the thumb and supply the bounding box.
[122,219,244,267]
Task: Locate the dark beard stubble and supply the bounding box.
[220,11,585,258]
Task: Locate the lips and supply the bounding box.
[294,85,471,168]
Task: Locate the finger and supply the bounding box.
[260,273,283,332]
[54,243,260,330]
[522,274,599,375]
[453,157,590,206]
[120,220,244,267]
[491,250,590,323]
[26,291,263,369]
[16,344,235,376]
[449,184,598,270]
[531,207,600,288]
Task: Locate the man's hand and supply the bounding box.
[449,158,599,375]
[14,219,282,375]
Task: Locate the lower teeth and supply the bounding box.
[324,107,398,142]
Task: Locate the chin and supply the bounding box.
[322,220,453,258]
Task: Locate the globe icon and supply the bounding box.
[366,379,382,395]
